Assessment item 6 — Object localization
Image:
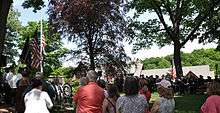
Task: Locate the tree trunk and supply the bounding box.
[89,50,95,70]
[0,0,12,66]
[87,34,95,70]
[174,41,183,78]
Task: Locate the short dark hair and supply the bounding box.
[32,79,42,88]
[97,79,106,89]
[107,84,119,98]
[207,81,220,96]
[124,77,139,96]
[139,78,148,88]
[21,69,29,77]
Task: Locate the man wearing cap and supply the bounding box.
[151,79,175,113]
[73,70,105,113]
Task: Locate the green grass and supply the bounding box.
[150,93,207,113]
[52,93,207,113]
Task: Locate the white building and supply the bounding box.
[133,65,215,79]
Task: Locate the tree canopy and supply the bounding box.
[128,0,220,77]
[4,6,22,64]
[48,0,130,71]
[0,0,45,67]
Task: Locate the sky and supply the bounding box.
[13,0,217,67]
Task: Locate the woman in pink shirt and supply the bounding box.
[200,81,220,113]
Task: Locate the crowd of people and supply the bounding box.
[117,74,220,96]
[73,70,175,113]
[73,71,220,113]
[0,67,220,113]
[0,67,57,113]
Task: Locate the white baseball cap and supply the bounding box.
[156,79,172,89]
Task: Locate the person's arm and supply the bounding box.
[44,92,53,109]
[44,81,56,98]
[143,96,149,113]
[151,100,160,113]
[73,87,82,105]
[24,93,28,103]
[102,99,108,113]
[116,97,122,113]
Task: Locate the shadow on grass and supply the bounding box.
[174,94,207,113]
[149,93,207,113]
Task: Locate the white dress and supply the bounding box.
[158,97,175,113]
[24,89,53,113]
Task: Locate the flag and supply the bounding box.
[20,37,32,67]
[41,32,46,53]
[30,32,42,69]
[40,19,46,56]
[171,59,176,79]
[169,59,176,79]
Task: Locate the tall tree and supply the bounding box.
[0,0,13,66]
[101,46,130,75]
[0,0,45,66]
[48,0,130,70]
[19,21,68,77]
[128,0,220,77]
[5,7,22,63]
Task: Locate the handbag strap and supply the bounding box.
[106,98,116,113]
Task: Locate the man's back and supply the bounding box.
[74,82,105,113]
[201,95,220,113]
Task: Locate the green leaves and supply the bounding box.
[193,0,210,11]
[22,0,45,13]
[143,57,170,69]
[19,21,69,77]
[128,0,220,47]
[143,48,220,74]
[129,0,161,13]
[51,67,75,77]
[5,6,22,63]
[7,7,21,32]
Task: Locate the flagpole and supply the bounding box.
[40,18,43,73]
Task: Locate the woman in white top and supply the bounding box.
[151,79,175,113]
[24,79,53,113]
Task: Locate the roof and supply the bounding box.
[141,65,214,79]
[185,71,198,78]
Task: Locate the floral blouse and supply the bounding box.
[116,94,148,113]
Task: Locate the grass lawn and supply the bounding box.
[150,93,207,113]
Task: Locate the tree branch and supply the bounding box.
[161,0,175,25]
[177,0,188,25]
[93,31,101,49]
[176,0,181,12]
[173,0,182,35]
[181,1,220,47]
[153,3,173,40]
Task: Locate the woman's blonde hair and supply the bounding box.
[207,81,220,96]
[157,85,174,99]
